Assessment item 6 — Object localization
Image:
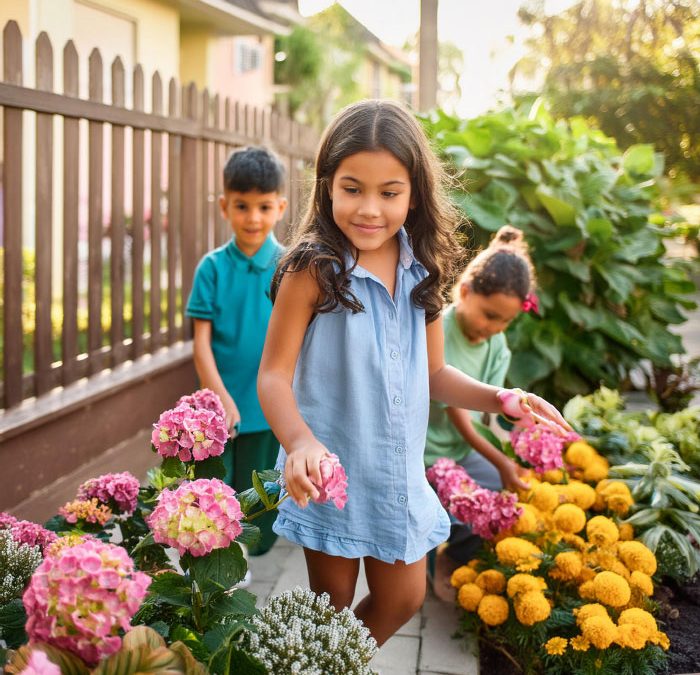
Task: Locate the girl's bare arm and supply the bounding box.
[257,269,327,505]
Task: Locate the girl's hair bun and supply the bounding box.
[494,225,524,246]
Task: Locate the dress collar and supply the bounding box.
[227,233,280,271]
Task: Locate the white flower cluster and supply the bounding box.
[247,586,378,674]
[0,530,42,604]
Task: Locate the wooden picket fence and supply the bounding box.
[0,20,317,412]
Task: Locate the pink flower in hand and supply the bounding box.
[19,650,60,675]
[312,454,348,510]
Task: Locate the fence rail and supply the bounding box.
[0,20,317,412]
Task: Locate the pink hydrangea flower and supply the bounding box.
[511,427,579,473]
[426,458,521,539]
[59,498,113,526]
[426,459,477,507]
[146,478,243,556]
[177,388,227,419]
[151,403,228,462]
[77,472,140,515]
[19,650,61,675]
[312,454,348,509]
[0,514,57,554]
[22,539,150,665]
[449,488,521,539]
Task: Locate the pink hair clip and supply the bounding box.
[522,292,539,314]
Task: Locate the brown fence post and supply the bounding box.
[2,21,24,408]
[150,72,163,351]
[34,32,54,396]
[167,78,180,344]
[87,48,104,375]
[110,56,126,366]
[131,64,145,360]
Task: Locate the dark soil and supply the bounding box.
[478,575,700,675]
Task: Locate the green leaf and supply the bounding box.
[236,522,262,546]
[130,531,156,555]
[585,217,613,241]
[547,256,591,282]
[558,293,601,328]
[535,185,576,226]
[147,572,192,607]
[532,327,563,368]
[252,471,273,509]
[623,144,655,176]
[649,298,686,324]
[202,623,246,653]
[0,599,27,649]
[257,469,281,482]
[458,193,508,232]
[507,351,553,389]
[461,125,493,157]
[209,589,258,619]
[161,457,186,478]
[471,420,504,452]
[192,456,226,480]
[188,543,247,591]
[237,487,261,515]
[614,230,660,263]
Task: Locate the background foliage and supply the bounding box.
[421,101,697,406]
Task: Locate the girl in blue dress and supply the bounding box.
[257,99,570,646]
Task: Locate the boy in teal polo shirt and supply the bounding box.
[186,146,286,555]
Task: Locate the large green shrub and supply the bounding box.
[421,101,697,405]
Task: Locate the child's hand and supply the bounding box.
[498,388,573,436]
[223,398,241,438]
[496,457,530,492]
[284,440,329,508]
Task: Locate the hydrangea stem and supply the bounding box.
[244,493,290,522]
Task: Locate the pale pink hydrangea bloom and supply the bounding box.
[511,427,580,473]
[59,498,113,526]
[22,539,151,665]
[426,458,521,539]
[312,454,348,509]
[19,650,61,675]
[151,403,228,462]
[177,388,227,419]
[0,513,57,553]
[77,472,140,515]
[146,478,244,556]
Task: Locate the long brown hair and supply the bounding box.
[271,99,461,321]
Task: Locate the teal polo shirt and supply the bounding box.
[186,234,284,434]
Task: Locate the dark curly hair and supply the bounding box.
[456,225,536,302]
[271,99,462,321]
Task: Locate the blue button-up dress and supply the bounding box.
[273,228,450,564]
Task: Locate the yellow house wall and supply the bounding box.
[180,24,209,89]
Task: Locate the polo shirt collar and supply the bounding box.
[346,226,418,278]
[228,233,280,271]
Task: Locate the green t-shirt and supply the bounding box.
[424,304,511,466]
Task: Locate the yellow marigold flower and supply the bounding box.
[475,569,506,594]
[506,573,547,598]
[542,469,565,484]
[651,631,670,650]
[451,566,478,588]
[619,522,634,541]
[618,541,657,575]
[608,493,634,516]
[544,637,568,656]
[495,537,543,572]
[514,591,551,626]
[512,503,540,535]
[561,482,597,510]
[579,580,597,600]
[553,503,587,534]
[552,551,583,581]
[581,615,618,649]
[570,635,590,651]
[531,483,560,513]
[458,583,484,612]
[574,603,610,627]
[565,441,597,467]
[597,480,630,496]
[586,516,619,546]
[477,594,509,626]
[578,565,597,583]
[467,559,480,569]
[615,623,648,650]
[629,571,653,596]
[562,532,588,551]
[583,457,609,483]
[593,571,631,607]
[611,561,631,580]
[618,608,657,639]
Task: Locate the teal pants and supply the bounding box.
[223,429,279,556]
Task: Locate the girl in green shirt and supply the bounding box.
[426,225,538,601]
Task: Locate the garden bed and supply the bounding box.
[478,574,700,674]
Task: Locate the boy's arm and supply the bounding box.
[192,319,240,434]
[446,406,529,491]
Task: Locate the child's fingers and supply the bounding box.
[287,454,320,507]
[528,395,573,434]
[306,455,323,498]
